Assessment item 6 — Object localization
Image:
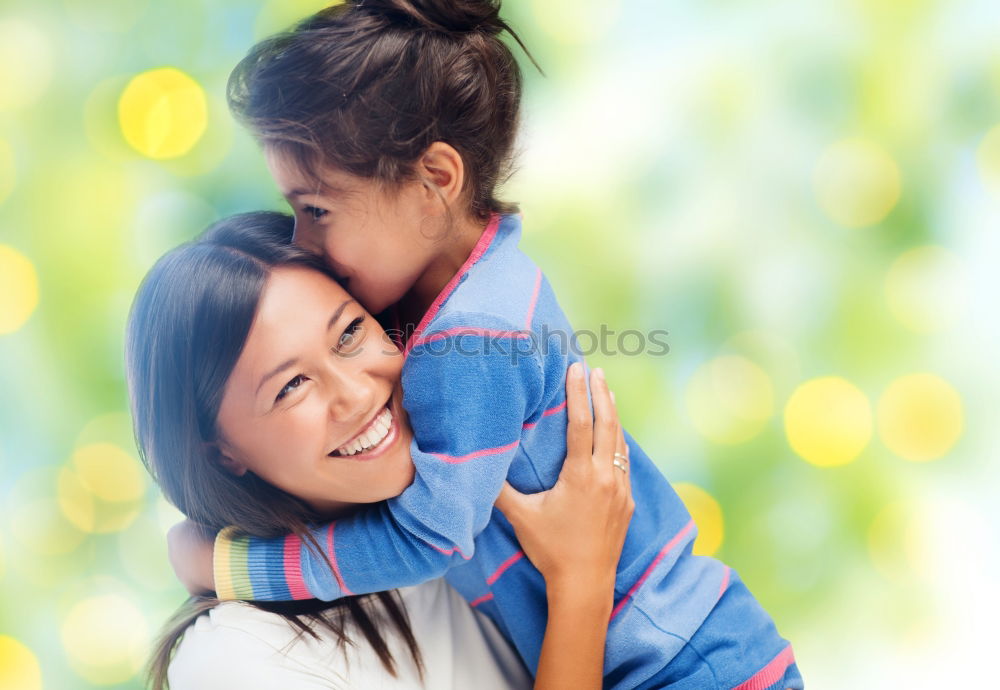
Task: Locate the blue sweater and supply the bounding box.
[214,214,800,689]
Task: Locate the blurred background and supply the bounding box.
[1,0,997,687]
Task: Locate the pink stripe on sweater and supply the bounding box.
[717,565,731,601]
[432,439,520,464]
[422,538,472,561]
[404,214,501,357]
[733,643,796,690]
[610,519,696,620]
[469,592,494,608]
[284,534,312,600]
[486,550,524,586]
[524,267,542,329]
[325,522,354,595]
[409,327,530,349]
[522,399,568,430]
[543,400,567,417]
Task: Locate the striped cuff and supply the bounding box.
[213,526,254,601]
[213,526,313,601]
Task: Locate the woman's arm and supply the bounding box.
[495,363,634,690]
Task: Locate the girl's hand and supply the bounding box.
[494,362,634,599]
[167,519,217,595]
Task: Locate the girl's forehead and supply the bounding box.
[264,145,356,198]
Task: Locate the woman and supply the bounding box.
[126,211,633,689]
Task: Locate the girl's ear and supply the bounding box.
[208,441,248,477]
[417,141,466,212]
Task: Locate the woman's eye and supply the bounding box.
[276,375,306,402]
[337,317,364,351]
[303,205,328,221]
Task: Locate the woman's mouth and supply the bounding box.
[328,404,398,461]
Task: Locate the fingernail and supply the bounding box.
[610,391,616,403]
[594,367,605,382]
[569,361,582,377]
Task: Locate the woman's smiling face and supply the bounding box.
[214,265,415,515]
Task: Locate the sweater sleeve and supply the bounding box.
[214,312,544,601]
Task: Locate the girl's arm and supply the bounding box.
[166,314,545,600]
[495,364,634,690]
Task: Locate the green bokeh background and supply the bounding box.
[1,0,998,687]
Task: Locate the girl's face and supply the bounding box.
[266,147,439,316]
[215,265,415,515]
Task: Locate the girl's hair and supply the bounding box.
[125,211,423,689]
[227,0,538,222]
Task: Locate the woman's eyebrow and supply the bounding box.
[327,299,357,330]
[255,299,357,396]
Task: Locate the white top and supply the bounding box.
[168,577,532,689]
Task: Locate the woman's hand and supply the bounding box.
[495,362,634,595]
[494,362,634,690]
[167,519,217,595]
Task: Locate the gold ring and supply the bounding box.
[612,458,628,472]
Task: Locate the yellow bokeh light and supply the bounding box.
[0,636,43,690]
[61,594,149,685]
[814,138,902,228]
[877,373,963,462]
[0,139,14,203]
[0,245,40,335]
[673,483,724,556]
[976,123,1000,197]
[785,376,872,467]
[531,0,621,45]
[0,20,53,111]
[72,443,148,502]
[57,466,142,535]
[685,355,774,444]
[118,67,208,159]
[885,246,967,333]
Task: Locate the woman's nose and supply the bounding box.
[323,367,376,422]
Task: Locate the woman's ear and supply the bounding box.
[416,141,466,214]
[208,441,248,477]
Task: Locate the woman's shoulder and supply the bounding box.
[167,599,351,690]
[168,579,530,690]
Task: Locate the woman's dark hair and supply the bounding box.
[126,211,423,689]
[227,0,538,222]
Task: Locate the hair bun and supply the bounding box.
[359,0,506,35]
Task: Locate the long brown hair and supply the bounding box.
[126,212,424,689]
[227,0,539,222]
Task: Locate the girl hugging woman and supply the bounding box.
[138,1,802,688]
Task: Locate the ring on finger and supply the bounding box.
[613,452,628,463]
[612,458,628,472]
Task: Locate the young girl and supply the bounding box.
[174,2,802,687]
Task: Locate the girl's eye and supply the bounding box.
[337,317,365,351]
[276,375,306,402]
[303,205,328,221]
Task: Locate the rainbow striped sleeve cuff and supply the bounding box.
[212,527,302,601]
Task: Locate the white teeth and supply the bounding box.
[335,407,394,456]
